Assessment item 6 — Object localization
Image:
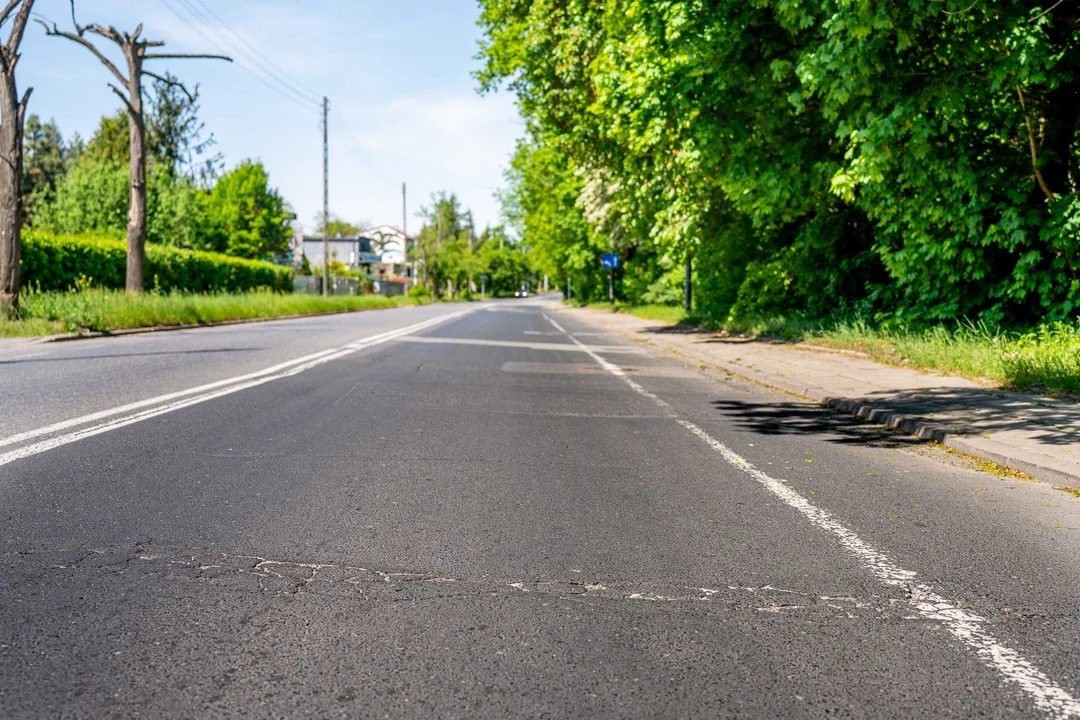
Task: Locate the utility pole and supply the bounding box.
[402,182,408,283]
[322,96,329,298]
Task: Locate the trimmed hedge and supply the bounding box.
[20,231,293,293]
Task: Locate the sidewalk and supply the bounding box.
[558,305,1080,486]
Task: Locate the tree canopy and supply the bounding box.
[203,160,290,259]
[478,1,1080,325]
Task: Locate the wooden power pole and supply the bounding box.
[402,182,408,284]
[322,96,329,298]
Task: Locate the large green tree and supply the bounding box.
[478,0,1080,325]
[22,115,70,223]
[35,158,205,249]
[203,159,289,259]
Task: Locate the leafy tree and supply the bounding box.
[203,160,289,259]
[478,0,1080,325]
[410,191,531,297]
[502,137,604,300]
[84,110,128,167]
[415,191,468,293]
[85,79,219,182]
[146,72,221,184]
[35,157,205,249]
[22,115,70,222]
[314,214,366,237]
[478,242,529,296]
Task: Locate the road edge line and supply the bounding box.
[0,309,471,467]
[554,305,1079,487]
[542,311,1080,720]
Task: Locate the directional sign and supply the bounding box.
[601,253,621,269]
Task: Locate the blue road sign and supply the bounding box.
[601,253,620,269]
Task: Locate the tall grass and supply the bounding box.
[578,300,691,325]
[574,301,1080,398]
[0,287,427,337]
[802,318,1080,395]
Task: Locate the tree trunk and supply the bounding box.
[0,74,22,316]
[1040,3,1080,197]
[125,55,146,294]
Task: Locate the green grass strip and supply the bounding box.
[574,301,1080,399]
[0,289,429,338]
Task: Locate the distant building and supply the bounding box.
[300,235,381,271]
[364,225,414,281]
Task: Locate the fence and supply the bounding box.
[375,280,406,297]
[293,275,363,296]
[293,276,407,297]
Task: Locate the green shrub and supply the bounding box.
[20,230,293,293]
[408,284,432,299]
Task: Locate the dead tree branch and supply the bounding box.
[38,1,232,293]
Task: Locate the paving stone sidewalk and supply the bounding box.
[559,305,1080,486]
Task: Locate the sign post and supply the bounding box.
[601,253,620,304]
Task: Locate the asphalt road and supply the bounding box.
[2,298,1079,718]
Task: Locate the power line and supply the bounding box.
[186,0,321,106]
[329,113,399,189]
[158,0,319,110]
[169,0,320,109]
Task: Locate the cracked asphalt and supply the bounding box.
[2,298,1080,718]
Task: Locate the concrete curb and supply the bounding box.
[560,307,1080,487]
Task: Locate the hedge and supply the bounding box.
[20,231,294,293]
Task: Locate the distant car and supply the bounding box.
[514,287,529,298]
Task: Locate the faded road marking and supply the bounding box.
[398,335,641,353]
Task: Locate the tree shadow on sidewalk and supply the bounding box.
[843,386,1080,446]
[711,384,1080,449]
[709,398,922,449]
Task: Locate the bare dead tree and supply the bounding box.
[40,4,230,293]
[0,0,34,317]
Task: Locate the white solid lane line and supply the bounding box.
[0,346,345,450]
[0,309,472,468]
[542,312,1080,720]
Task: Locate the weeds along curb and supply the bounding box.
[558,305,1080,487]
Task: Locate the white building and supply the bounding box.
[301,235,380,270]
[364,225,414,280]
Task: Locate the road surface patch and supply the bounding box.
[398,336,641,353]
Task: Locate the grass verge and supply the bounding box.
[571,301,1080,399]
[0,288,429,338]
[576,300,691,325]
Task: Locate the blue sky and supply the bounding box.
[17,0,522,232]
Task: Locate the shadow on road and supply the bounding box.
[709,398,922,449]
